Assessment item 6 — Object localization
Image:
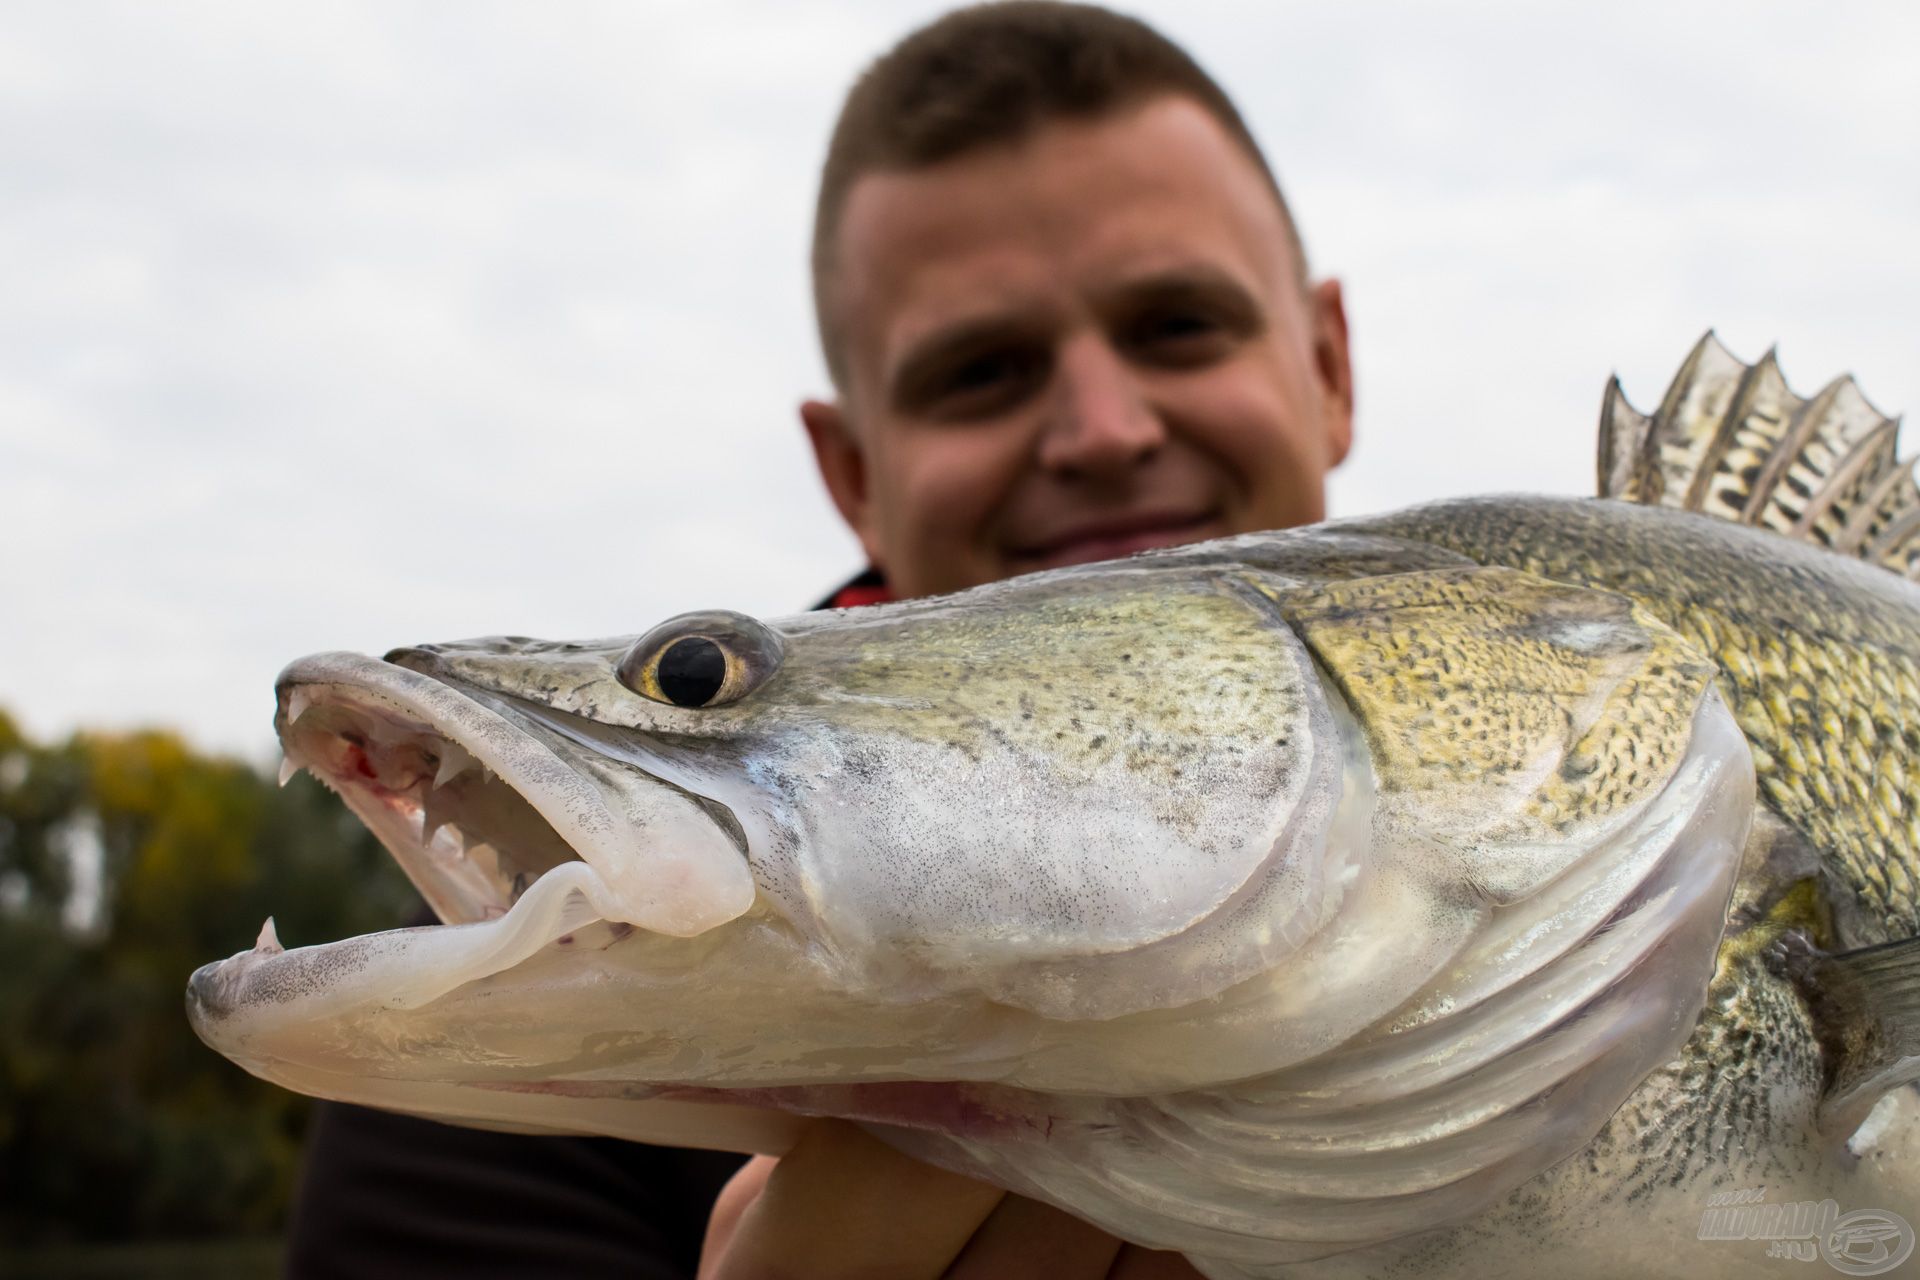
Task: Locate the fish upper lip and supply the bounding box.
[1008,509,1221,564]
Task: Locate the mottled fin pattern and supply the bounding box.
[1777,933,1920,1138]
[1599,333,1920,580]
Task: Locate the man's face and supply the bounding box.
[804,94,1354,600]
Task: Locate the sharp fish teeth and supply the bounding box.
[432,742,476,789]
[420,789,456,845]
[286,687,314,725]
[255,917,283,954]
[277,756,300,787]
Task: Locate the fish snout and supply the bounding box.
[185,960,229,1026]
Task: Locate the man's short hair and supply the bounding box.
[812,0,1308,389]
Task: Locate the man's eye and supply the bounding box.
[947,352,1020,392]
[1147,311,1216,338]
[1127,310,1230,363]
[926,349,1043,417]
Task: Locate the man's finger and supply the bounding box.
[942,1192,1122,1280]
[702,1120,1006,1279]
[699,1154,776,1279]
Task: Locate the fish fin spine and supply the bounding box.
[1600,332,1919,579]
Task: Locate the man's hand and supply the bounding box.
[699,1120,1203,1280]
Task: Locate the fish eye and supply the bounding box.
[616,611,784,709]
[657,637,725,707]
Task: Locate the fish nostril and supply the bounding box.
[384,645,442,671]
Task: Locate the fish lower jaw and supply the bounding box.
[188,857,632,1053]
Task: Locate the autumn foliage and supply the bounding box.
[0,708,418,1246]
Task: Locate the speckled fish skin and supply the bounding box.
[1307,495,1920,1278]
[1358,496,1919,946]
[187,343,1920,1278]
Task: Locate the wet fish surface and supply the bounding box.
[190,336,1920,1278]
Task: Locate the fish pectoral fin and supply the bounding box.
[1789,932,1920,1140]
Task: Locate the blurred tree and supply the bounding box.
[0,710,419,1245]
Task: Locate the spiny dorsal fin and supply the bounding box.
[1597,376,1654,502]
[1777,933,1920,1141]
[1599,332,1919,580]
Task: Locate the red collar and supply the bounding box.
[819,570,894,610]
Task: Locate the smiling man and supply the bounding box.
[800,3,1352,605]
[702,4,1354,1277]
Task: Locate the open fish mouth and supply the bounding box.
[275,651,753,938]
[187,651,757,1037]
[281,680,577,927]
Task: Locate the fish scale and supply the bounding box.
[1357,495,1920,945]
[1280,568,1712,840]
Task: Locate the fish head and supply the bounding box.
[187,557,1369,1139]
[568,567,1350,1002]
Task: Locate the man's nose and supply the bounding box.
[1036,337,1165,477]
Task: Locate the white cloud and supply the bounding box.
[1,0,1914,756]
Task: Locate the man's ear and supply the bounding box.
[1308,278,1354,468]
[800,399,884,567]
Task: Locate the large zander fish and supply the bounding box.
[190,336,1920,1278]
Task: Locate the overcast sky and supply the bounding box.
[4,0,1917,760]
